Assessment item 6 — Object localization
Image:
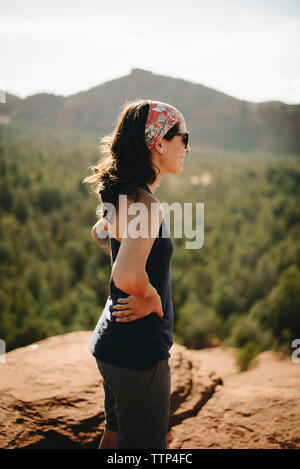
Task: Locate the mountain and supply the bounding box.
[1,68,299,153]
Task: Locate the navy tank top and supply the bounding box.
[89,183,174,370]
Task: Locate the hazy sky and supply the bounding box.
[1,0,299,103]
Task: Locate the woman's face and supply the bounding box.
[151,120,191,175]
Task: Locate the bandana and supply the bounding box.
[145,100,184,149]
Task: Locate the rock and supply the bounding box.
[2,333,298,449]
[168,348,300,449]
[0,332,221,449]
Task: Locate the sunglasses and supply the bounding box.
[168,131,189,148]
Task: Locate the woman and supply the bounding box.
[83,99,191,449]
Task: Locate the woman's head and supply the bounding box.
[146,100,191,176]
[82,98,190,209]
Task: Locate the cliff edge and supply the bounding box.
[0,331,299,449]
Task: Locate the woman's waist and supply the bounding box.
[101,296,172,330]
[109,279,171,304]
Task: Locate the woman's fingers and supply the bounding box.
[113,304,129,311]
[112,308,130,315]
[112,308,146,322]
[115,314,141,322]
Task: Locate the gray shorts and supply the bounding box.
[96,358,171,449]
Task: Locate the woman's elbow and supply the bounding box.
[112,267,145,295]
[112,270,134,292]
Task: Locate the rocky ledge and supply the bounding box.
[0,331,221,449]
[0,331,299,449]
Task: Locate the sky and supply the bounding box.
[1,0,300,104]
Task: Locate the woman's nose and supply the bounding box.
[185,144,191,155]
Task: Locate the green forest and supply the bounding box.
[1,122,299,371]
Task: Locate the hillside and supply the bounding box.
[0,121,299,364]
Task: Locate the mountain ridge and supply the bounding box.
[1,68,299,153]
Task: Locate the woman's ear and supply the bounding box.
[154,143,163,154]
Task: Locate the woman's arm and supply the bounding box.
[91,217,111,257]
[111,190,163,300]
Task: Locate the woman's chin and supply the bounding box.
[168,163,183,174]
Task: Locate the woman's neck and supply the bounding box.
[148,176,161,194]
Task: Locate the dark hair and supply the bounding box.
[82,98,180,216]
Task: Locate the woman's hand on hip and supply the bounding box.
[111,292,163,322]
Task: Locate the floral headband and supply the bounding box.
[145,100,185,149]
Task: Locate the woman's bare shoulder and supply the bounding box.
[115,187,159,213]
[109,188,162,242]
